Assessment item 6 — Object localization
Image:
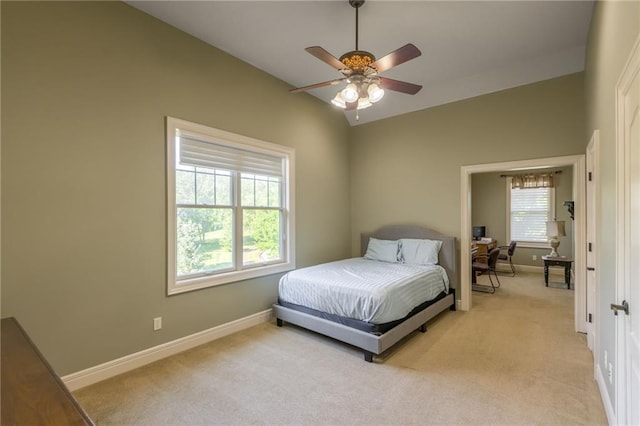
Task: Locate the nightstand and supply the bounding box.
[542,255,573,289]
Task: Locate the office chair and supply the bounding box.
[472,247,501,294]
[497,240,517,276]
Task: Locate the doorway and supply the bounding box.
[460,155,587,333]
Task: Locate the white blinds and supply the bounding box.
[178,130,283,177]
[511,187,551,243]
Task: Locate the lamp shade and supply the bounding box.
[546,220,566,237]
[367,84,384,103]
[357,97,372,110]
[331,92,347,109]
[341,83,359,102]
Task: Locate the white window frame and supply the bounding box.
[505,178,554,248]
[166,117,295,295]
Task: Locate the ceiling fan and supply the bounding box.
[290,0,422,114]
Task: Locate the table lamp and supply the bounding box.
[546,220,566,257]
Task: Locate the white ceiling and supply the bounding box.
[127,0,594,126]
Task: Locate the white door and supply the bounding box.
[615,36,640,426]
[586,132,598,352]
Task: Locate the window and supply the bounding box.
[507,180,553,247]
[167,117,295,295]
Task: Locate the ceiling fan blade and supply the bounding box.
[378,77,422,95]
[305,46,350,73]
[369,43,422,74]
[289,78,347,93]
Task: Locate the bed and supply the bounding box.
[273,225,458,362]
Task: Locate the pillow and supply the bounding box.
[399,238,442,265]
[364,238,400,263]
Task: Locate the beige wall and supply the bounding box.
[472,167,574,267]
[584,0,640,407]
[1,2,351,375]
[349,73,586,263]
[4,1,629,385]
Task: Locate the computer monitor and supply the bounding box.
[472,226,486,240]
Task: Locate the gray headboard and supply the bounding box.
[360,225,458,290]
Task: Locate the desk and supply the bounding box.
[471,246,478,284]
[472,240,497,267]
[542,256,573,289]
[471,240,495,283]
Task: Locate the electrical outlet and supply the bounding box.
[532,255,537,261]
[604,350,608,366]
[608,362,613,384]
[153,317,162,331]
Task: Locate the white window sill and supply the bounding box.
[168,262,295,295]
[514,242,551,249]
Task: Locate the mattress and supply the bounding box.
[278,258,449,324]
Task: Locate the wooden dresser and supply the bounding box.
[1,317,94,425]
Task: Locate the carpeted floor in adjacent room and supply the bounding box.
[74,271,607,425]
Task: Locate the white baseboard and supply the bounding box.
[455,299,463,310]
[495,263,564,276]
[595,363,616,425]
[62,309,272,391]
[495,263,531,273]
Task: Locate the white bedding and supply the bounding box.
[278,258,449,324]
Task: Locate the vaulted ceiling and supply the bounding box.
[128,1,594,126]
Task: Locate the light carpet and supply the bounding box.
[74,272,607,425]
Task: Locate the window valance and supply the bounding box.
[507,173,556,189]
[511,173,554,189]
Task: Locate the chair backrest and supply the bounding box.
[508,240,517,256]
[487,248,501,268]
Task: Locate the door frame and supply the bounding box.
[460,155,587,333]
[586,130,600,353]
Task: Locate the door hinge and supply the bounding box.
[588,171,593,181]
[588,313,593,323]
[588,242,593,252]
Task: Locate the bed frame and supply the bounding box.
[273,225,458,362]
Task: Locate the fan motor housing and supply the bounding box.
[339,50,376,73]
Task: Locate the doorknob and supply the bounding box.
[610,300,629,316]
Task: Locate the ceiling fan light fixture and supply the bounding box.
[357,97,372,110]
[342,83,359,102]
[290,0,422,119]
[367,83,384,103]
[331,92,347,108]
